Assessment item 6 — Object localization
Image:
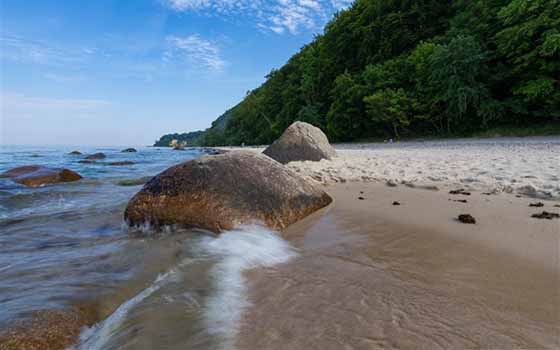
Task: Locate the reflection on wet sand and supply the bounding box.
[238,184,560,350]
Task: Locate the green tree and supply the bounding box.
[364,88,412,139]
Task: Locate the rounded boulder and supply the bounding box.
[124,151,332,232]
[1,165,82,187]
[263,121,336,164]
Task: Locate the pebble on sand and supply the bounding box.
[458,214,476,224]
[531,211,560,220]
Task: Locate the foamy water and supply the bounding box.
[77,226,296,350]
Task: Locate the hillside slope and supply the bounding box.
[156,0,560,146]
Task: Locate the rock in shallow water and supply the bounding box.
[121,148,137,152]
[0,165,82,187]
[124,150,332,232]
[263,121,336,164]
[84,152,106,160]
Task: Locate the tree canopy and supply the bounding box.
[155,0,560,146]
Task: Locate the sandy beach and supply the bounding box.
[238,182,560,349]
[235,138,560,349]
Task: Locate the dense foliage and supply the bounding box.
[156,0,560,146]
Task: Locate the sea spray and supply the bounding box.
[199,225,297,350]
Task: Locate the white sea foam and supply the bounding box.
[77,225,295,350]
[199,225,297,350]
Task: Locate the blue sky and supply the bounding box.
[1,0,350,146]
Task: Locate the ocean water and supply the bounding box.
[0,145,296,349]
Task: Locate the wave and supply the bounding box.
[199,225,297,350]
[77,225,296,350]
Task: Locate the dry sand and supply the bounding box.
[219,137,560,199]
[238,183,560,349]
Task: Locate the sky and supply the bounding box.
[0,0,351,146]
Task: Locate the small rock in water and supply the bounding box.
[457,214,476,224]
[84,152,106,160]
[121,148,137,153]
[531,211,559,220]
[555,204,560,208]
[392,201,400,206]
[78,160,96,164]
[529,202,544,207]
[68,150,82,155]
[107,161,135,166]
[358,196,365,200]
[481,192,493,195]
[449,189,471,196]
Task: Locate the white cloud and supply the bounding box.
[2,94,112,114]
[165,34,226,72]
[163,0,353,34]
[0,35,90,65]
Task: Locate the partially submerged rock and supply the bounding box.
[68,150,82,155]
[107,161,135,166]
[263,121,336,164]
[0,166,82,187]
[125,151,332,232]
[84,152,106,160]
[0,306,98,350]
[121,148,137,153]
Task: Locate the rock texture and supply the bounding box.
[1,166,82,187]
[84,152,106,160]
[125,151,332,232]
[263,121,336,164]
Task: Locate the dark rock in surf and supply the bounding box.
[68,150,82,155]
[121,148,137,153]
[263,121,336,164]
[84,152,106,160]
[107,161,135,166]
[0,165,82,187]
[529,202,544,207]
[125,150,332,232]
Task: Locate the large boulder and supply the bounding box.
[263,121,336,164]
[125,151,332,232]
[1,165,82,187]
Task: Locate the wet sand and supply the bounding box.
[238,183,560,349]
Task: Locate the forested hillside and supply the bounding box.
[156,0,560,146]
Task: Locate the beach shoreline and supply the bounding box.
[237,181,560,349]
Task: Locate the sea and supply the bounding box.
[0,145,295,350]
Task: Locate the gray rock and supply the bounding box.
[125,150,332,232]
[263,121,336,164]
